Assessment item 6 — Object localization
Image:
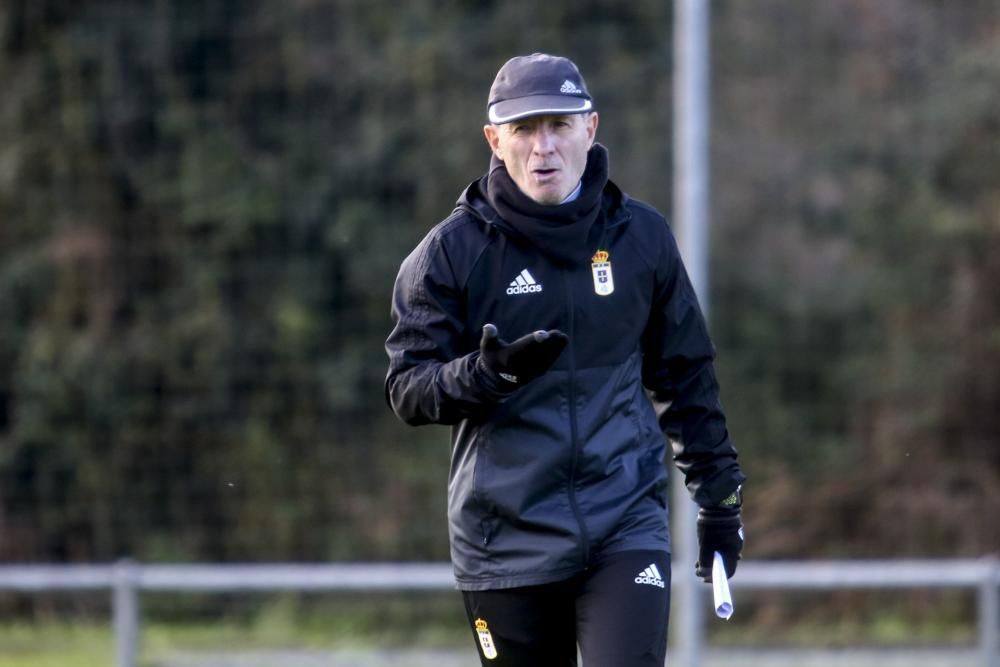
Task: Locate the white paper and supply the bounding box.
[712,551,734,619]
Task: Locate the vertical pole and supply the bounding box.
[113,559,140,667]
[981,563,999,667]
[674,0,711,307]
[672,0,711,665]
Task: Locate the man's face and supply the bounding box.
[484,112,599,205]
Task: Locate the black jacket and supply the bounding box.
[385,154,744,590]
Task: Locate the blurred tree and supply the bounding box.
[712,0,1000,557]
[0,0,996,564]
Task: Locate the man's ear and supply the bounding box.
[585,112,599,148]
[483,124,502,159]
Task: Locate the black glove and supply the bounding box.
[477,323,568,386]
[695,491,744,582]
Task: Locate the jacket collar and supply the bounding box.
[456,145,631,265]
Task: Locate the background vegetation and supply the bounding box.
[1,0,997,577]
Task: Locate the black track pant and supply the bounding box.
[462,549,671,666]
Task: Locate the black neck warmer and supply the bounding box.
[486,143,609,265]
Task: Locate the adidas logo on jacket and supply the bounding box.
[506,269,543,295]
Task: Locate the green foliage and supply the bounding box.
[0,0,998,566]
[712,0,1000,557]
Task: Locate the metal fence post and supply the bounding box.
[670,467,704,665]
[113,559,140,667]
[672,0,712,662]
[981,561,999,667]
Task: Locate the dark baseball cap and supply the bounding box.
[487,53,594,124]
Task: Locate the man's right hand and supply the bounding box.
[477,323,568,386]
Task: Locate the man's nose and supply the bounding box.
[532,128,556,154]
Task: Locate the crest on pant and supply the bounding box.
[475,618,498,660]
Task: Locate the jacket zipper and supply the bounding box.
[564,272,591,567]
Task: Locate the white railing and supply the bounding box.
[0,559,996,667]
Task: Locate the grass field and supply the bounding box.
[0,624,986,667]
[0,623,110,667]
[0,588,978,666]
[0,591,472,667]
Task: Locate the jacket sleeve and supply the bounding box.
[384,226,513,426]
[641,221,746,507]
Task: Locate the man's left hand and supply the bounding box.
[695,505,743,582]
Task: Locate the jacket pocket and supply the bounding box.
[470,426,499,547]
[471,424,492,503]
[480,512,500,547]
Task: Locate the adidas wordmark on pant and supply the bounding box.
[634,563,666,588]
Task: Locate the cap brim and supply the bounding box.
[488,95,593,124]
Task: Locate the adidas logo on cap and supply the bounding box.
[506,269,543,295]
[560,79,583,94]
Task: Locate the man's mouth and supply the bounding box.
[532,168,558,178]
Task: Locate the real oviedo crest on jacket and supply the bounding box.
[591,249,614,296]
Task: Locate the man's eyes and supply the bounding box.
[510,120,570,134]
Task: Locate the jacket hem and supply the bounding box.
[593,540,672,562]
[454,564,583,591]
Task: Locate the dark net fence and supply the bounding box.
[0,0,998,572]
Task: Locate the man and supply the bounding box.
[385,53,745,666]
